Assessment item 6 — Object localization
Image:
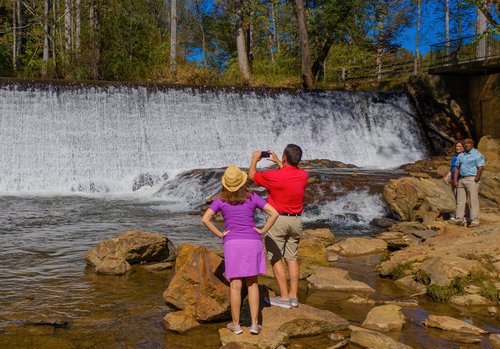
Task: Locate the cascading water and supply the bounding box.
[0,83,427,194]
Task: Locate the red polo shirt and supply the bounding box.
[253,166,308,214]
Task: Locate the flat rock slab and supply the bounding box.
[349,325,413,349]
[329,237,387,257]
[411,230,438,241]
[308,267,375,293]
[362,305,405,332]
[423,315,488,335]
[219,304,349,349]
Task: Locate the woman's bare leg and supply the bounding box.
[230,278,243,326]
[245,275,259,325]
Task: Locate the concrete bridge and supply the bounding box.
[428,34,500,75]
[426,34,499,140]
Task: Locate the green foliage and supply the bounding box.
[414,269,431,286]
[0,0,485,87]
[426,276,466,302]
[388,262,413,280]
[464,271,499,302]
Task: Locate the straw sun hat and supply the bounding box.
[222,165,248,192]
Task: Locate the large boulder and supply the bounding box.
[362,305,405,332]
[219,304,349,349]
[423,315,488,335]
[329,237,387,257]
[297,239,329,278]
[383,177,455,221]
[478,136,500,174]
[418,255,484,287]
[163,244,230,322]
[307,267,375,293]
[349,325,413,349]
[85,230,176,275]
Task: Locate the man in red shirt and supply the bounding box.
[249,144,308,309]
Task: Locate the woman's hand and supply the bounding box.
[253,227,266,235]
[221,230,230,238]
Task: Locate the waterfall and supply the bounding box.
[0,83,427,193]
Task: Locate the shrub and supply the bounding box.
[388,262,412,280]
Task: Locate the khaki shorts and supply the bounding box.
[265,215,303,262]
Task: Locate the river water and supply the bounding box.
[0,82,497,348]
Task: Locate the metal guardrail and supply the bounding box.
[429,34,500,70]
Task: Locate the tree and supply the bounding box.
[294,0,313,88]
[170,0,177,75]
[235,0,250,83]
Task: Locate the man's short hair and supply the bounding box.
[464,138,474,146]
[284,144,302,166]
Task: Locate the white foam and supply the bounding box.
[0,85,427,193]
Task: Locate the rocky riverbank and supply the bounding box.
[79,136,500,348]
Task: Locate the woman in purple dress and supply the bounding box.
[202,165,279,335]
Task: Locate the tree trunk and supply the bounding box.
[195,1,207,68]
[414,0,421,75]
[271,1,279,52]
[170,0,177,75]
[75,0,81,73]
[294,0,314,88]
[89,1,100,80]
[42,0,51,77]
[13,0,23,72]
[445,0,450,56]
[376,14,384,81]
[312,35,334,81]
[52,0,58,74]
[12,2,17,71]
[246,1,254,65]
[476,2,487,59]
[64,0,72,71]
[235,0,251,83]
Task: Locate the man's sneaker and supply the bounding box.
[269,296,292,309]
[250,323,262,335]
[290,297,299,308]
[449,219,466,226]
[469,221,480,227]
[226,323,243,334]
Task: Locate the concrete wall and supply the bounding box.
[441,73,500,139]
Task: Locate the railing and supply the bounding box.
[429,34,500,70]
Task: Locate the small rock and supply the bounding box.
[362,305,405,331]
[142,262,174,271]
[411,229,438,241]
[489,334,500,349]
[423,315,488,335]
[382,299,418,308]
[370,217,398,229]
[394,276,427,295]
[464,285,481,294]
[349,325,413,349]
[347,295,376,306]
[162,310,200,333]
[488,306,498,315]
[450,294,493,306]
[327,252,339,262]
